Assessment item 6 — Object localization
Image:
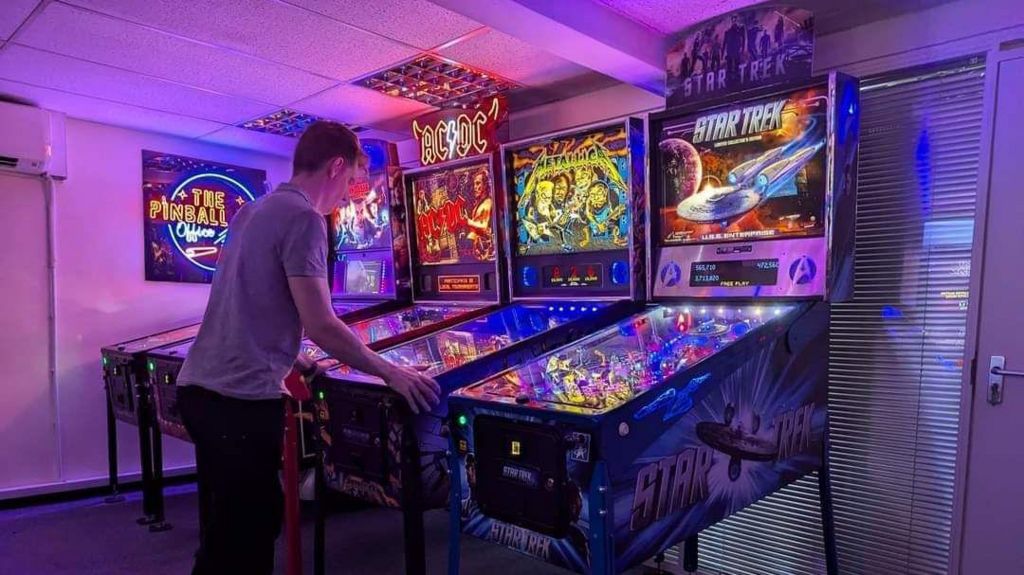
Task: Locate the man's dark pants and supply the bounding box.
[179,385,285,575]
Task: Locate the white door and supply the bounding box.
[959,52,1024,574]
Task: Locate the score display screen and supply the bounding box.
[509,124,632,258]
[689,259,779,288]
[343,260,384,295]
[655,85,828,245]
[542,264,603,288]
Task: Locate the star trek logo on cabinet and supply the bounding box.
[143,151,267,283]
[666,6,814,108]
[488,522,552,561]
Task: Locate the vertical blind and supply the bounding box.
[657,57,987,574]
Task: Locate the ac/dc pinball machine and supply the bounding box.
[446,73,860,575]
[310,120,647,575]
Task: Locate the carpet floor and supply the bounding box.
[0,483,655,574]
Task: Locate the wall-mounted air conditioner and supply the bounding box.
[0,100,67,179]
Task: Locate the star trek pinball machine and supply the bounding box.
[446,73,860,574]
[311,120,649,575]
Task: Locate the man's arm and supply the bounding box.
[287,276,440,414]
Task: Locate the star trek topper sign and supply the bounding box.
[666,6,814,109]
[143,151,267,283]
[411,96,509,166]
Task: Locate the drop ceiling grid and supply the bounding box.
[0,0,42,41]
[198,125,300,157]
[281,0,485,51]
[61,0,449,81]
[0,0,604,154]
[592,0,765,35]
[15,2,339,107]
[0,77,226,139]
[0,44,277,124]
[0,0,507,140]
[437,27,593,87]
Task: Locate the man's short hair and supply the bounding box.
[293,121,367,174]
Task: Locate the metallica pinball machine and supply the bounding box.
[446,73,860,575]
[310,120,647,575]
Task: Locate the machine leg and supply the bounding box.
[446,444,462,575]
[314,448,326,575]
[401,426,427,575]
[682,535,699,573]
[103,392,124,504]
[282,402,303,575]
[136,400,158,525]
[818,439,839,575]
[148,425,171,532]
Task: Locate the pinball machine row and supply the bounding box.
[313,116,652,506]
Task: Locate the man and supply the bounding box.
[724,14,745,79]
[583,181,627,248]
[522,180,558,245]
[177,121,440,575]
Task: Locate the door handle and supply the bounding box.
[991,366,1024,378]
[988,356,1024,405]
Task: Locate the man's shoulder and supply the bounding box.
[254,189,322,221]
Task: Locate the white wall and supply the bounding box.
[0,118,290,497]
[0,174,57,492]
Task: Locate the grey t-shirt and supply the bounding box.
[178,183,327,400]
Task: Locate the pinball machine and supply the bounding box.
[446,73,860,574]
[310,119,647,575]
[99,322,202,527]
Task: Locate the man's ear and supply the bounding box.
[328,156,347,179]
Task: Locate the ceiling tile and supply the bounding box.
[0,78,224,138]
[65,0,419,80]
[198,126,298,158]
[287,0,481,50]
[355,128,407,143]
[438,28,590,87]
[292,84,435,128]
[0,45,275,124]
[16,2,337,106]
[593,0,764,35]
[0,0,39,40]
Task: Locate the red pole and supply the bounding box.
[282,371,305,575]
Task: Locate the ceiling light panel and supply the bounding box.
[357,53,517,109]
[238,109,366,137]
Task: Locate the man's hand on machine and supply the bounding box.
[382,363,440,415]
[293,352,320,381]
